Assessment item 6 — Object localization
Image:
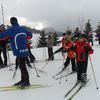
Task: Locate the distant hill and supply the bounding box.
[44,27,57,33]
[25,26,41,34]
[43,27,63,36]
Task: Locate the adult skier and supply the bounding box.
[47,35,54,60]
[0,17,32,87]
[27,38,36,63]
[0,24,7,68]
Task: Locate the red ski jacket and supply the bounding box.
[63,39,76,58]
[75,40,93,61]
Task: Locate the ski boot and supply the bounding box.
[20,82,30,89]
[81,73,87,87]
[13,81,23,86]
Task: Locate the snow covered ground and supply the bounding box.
[0,42,100,100]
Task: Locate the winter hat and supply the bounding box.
[10,17,18,24]
[66,31,71,35]
[0,24,5,28]
[63,33,66,36]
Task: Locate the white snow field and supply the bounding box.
[0,42,100,100]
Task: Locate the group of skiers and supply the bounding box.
[54,31,93,85]
[0,16,94,87]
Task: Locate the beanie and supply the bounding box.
[66,31,71,35]
[10,17,18,24]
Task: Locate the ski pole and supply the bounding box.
[43,47,47,60]
[59,53,65,84]
[13,66,18,79]
[89,56,99,89]
[32,63,40,77]
[7,49,13,70]
[38,60,50,73]
[40,47,63,73]
[13,70,17,79]
[65,63,71,82]
[13,58,19,79]
[39,54,54,72]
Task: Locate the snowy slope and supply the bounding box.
[0,44,100,100]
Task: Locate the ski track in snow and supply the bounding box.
[0,43,100,100]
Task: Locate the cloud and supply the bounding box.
[2,0,100,31]
[5,16,46,30]
[17,0,22,4]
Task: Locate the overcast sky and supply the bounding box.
[0,0,100,32]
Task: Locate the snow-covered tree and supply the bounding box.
[37,30,47,47]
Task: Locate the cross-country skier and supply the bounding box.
[27,37,36,63]
[62,31,76,72]
[54,32,76,75]
[0,17,32,87]
[0,24,8,68]
[53,33,66,56]
[47,35,54,61]
[75,34,93,85]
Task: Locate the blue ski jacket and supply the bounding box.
[0,23,32,57]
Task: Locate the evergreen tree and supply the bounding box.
[73,27,80,38]
[95,22,100,34]
[74,27,80,34]
[37,30,47,47]
[95,22,100,45]
[52,32,59,46]
[84,19,92,34]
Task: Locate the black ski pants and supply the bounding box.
[64,57,76,72]
[28,48,35,61]
[0,42,7,65]
[48,47,54,60]
[77,61,88,81]
[16,57,30,69]
[17,57,30,84]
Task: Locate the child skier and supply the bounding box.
[75,34,93,85]
[62,31,76,72]
[54,31,76,74]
